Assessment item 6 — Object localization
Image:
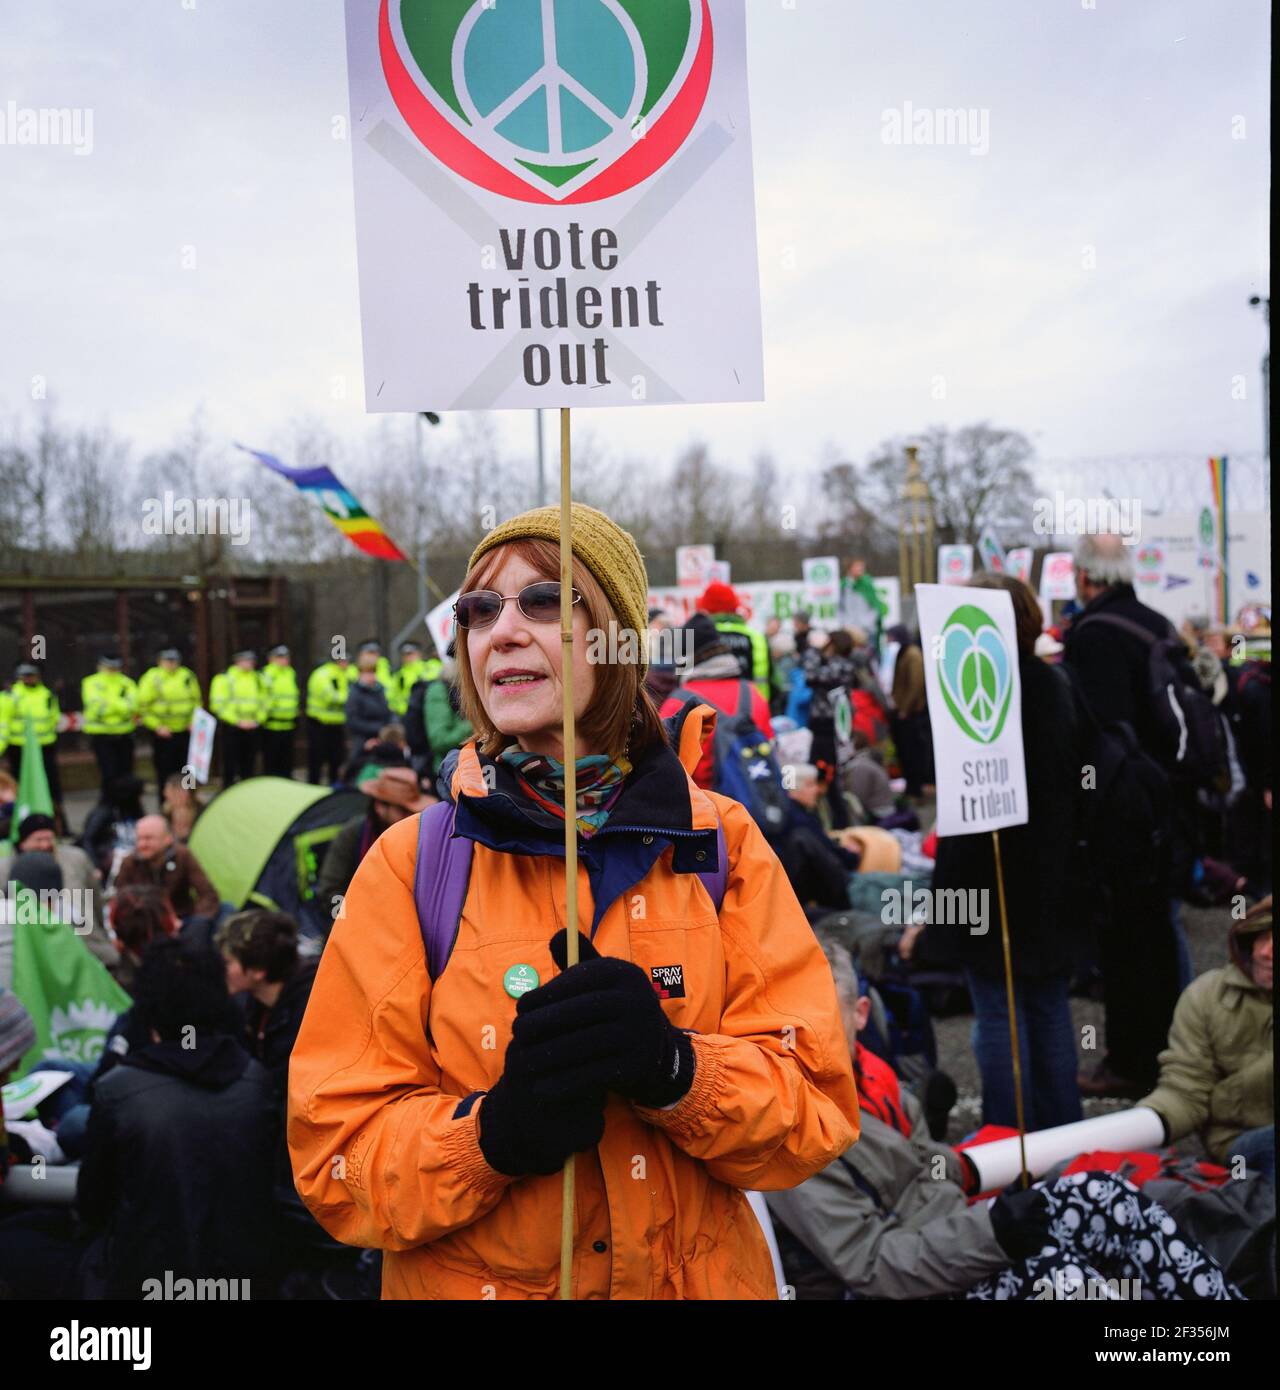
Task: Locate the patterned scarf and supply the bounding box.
[498,747,632,837]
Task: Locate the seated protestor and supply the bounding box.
[0,814,117,972]
[842,730,898,822]
[217,910,317,1093]
[777,763,857,914]
[0,987,37,1161]
[315,766,435,931]
[107,883,181,992]
[217,909,361,1294]
[377,721,408,751]
[113,813,219,921]
[0,990,82,1301]
[0,852,116,998]
[47,893,182,1160]
[76,940,277,1299]
[78,774,146,880]
[767,933,1243,1301]
[161,773,205,844]
[339,735,409,789]
[1138,896,1274,1181]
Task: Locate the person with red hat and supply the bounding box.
[697,581,772,702]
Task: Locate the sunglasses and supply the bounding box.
[454,581,581,631]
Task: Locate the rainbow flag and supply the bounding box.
[1207,456,1229,623]
[238,445,407,561]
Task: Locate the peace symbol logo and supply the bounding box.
[936,604,1013,744]
[380,0,713,204]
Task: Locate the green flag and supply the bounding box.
[8,715,55,845]
[8,887,131,1081]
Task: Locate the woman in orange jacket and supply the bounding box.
[287,504,859,1299]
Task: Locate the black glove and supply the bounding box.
[512,930,695,1110]
[477,1035,606,1178]
[988,1180,1055,1262]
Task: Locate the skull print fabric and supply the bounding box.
[966,1171,1245,1301]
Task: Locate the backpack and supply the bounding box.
[411,800,728,980]
[1074,612,1230,793]
[1068,670,1174,892]
[669,683,790,844]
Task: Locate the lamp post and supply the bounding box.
[898,444,935,596]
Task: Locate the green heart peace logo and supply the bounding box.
[380,0,712,204]
[936,604,1013,744]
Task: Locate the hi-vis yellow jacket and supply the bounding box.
[80,671,138,736]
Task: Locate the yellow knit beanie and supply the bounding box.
[467,504,650,665]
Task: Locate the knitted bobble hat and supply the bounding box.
[467,504,650,671]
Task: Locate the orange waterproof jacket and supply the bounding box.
[287,706,859,1299]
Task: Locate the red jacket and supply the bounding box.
[660,680,774,789]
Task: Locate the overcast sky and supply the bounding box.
[0,0,1270,481]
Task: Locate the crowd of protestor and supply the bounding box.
[0,527,1271,1301]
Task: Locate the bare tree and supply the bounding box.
[669,442,734,546]
[866,421,1037,547]
[61,424,130,558]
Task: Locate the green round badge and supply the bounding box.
[503,963,540,999]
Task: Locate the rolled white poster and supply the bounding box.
[966,1107,1166,1192]
[2,1162,78,1205]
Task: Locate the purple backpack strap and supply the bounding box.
[414,806,726,971]
[413,800,473,980]
[696,820,728,913]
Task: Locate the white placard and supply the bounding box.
[343,0,764,411]
[977,529,1006,573]
[1006,547,1032,583]
[2,1069,73,1122]
[1038,550,1076,601]
[872,576,901,631]
[937,544,974,585]
[676,544,716,589]
[802,556,839,610]
[915,584,1028,837]
[648,576,898,629]
[427,589,461,659]
[185,708,217,786]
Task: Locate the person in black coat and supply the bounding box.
[933,574,1085,1132]
[777,765,859,914]
[216,910,347,1283]
[344,660,393,762]
[78,775,146,878]
[1063,534,1190,1096]
[76,940,276,1299]
[215,910,317,1101]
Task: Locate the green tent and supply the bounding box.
[188,777,365,937]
